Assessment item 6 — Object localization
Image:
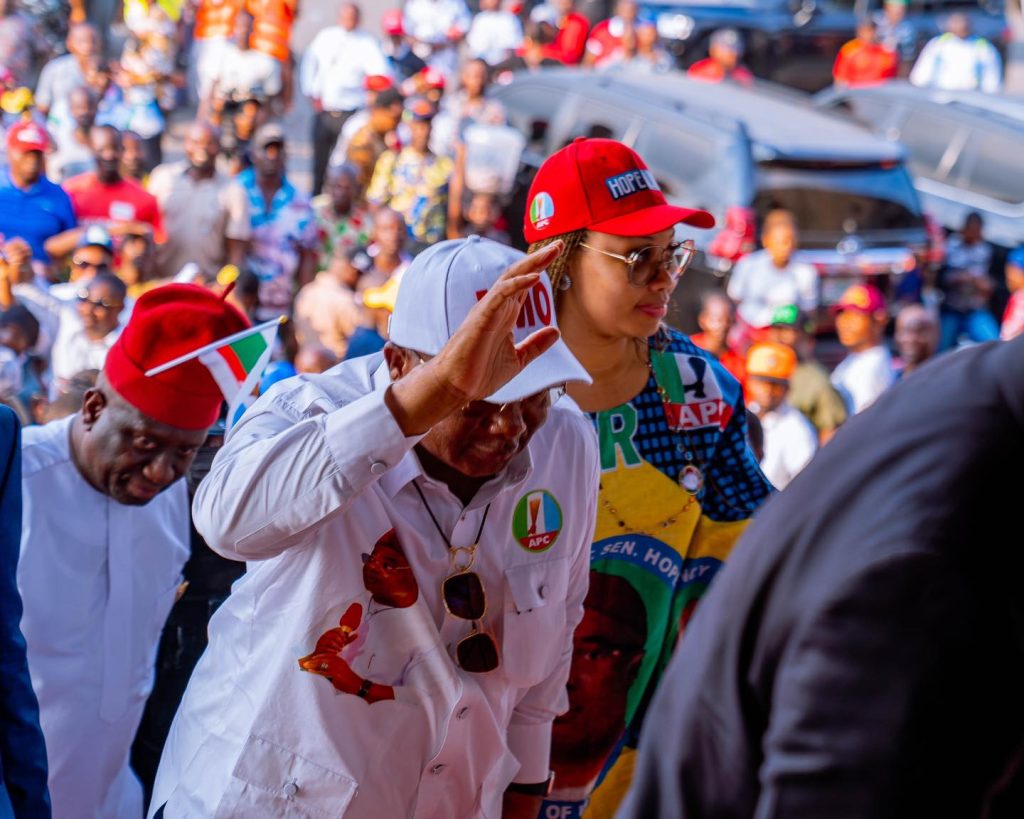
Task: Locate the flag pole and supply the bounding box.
[144,316,287,377]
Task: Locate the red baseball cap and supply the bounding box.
[419,67,446,90]
[523,138,714,243]
[104,284,250,430]
[381,8,404,36]
[833,283,887,315]
[364,74,394,92]
[6,120,50,153]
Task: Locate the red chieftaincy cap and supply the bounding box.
[523,138,715,244]
[103,284,250,430]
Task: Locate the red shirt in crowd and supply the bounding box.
[541,12,590,65]
[63,172,166,242]
[687,58,755,86]
[690,331,747,387]
[832,40,898,86]
[585,17,628,66]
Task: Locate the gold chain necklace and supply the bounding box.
[598,481,697,535]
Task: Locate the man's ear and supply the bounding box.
[383,343,411,382]
[80,387,108,428]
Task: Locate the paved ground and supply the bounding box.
[164,0,387,193]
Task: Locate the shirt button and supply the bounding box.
[370,461,387,476]
[538,584,548,599]
[431,764,446,775]
[457,707,469,720]
[282,781,299,797]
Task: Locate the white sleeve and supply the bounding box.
[783,415,818,483]
[909,39,938,87]
[796,263,820,311]
[362,38,392,79]
[980,43,1003,93]
[299,34,323,97]
[726,258,748,303]
[192,378,422,562]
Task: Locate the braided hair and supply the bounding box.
[527,229,587,306]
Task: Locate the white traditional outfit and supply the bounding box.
[150,238,598,818]
[18,416,190,818]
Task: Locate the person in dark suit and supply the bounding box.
[619,337,1024,819]
[0,406,50,818]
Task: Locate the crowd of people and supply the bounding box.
[0,1,1022,818]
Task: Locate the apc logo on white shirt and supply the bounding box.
[512,490,562,553]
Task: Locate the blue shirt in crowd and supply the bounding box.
[0,170,77,261]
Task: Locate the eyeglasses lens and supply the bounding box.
[456,630,500,673]
[443,571,486,621]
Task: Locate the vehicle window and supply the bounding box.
[893,111,965,182]
[830,95,896,131]
[754,162,924,233]
[633,122,717,193]
[495,85,567,149]
[960,129,1024,205]
[560,100,633,147]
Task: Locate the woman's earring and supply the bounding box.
[558,274,572,291]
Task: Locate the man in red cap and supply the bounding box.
[0,120,77,263]
[830,282,895,414]
[16,284,249,819]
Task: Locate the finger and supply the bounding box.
[494,240,564,284]
[513,327,560,367]
[470,272,542,326]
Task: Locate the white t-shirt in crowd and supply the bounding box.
[727,249,819,328]
[758,401,818,490]
[831,344,896,414]
[466,10,524,65]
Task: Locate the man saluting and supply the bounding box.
[151,237,600,819]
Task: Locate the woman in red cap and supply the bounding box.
[523,138,773,816]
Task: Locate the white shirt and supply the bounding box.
[910,33,1003,93]
[299,27,390,112]
[18,416,190,819]
[150,355,599,819]
[831,344,896,414]
[403,0,472,77]
[49,311,123,395]
[758,401,818,490]
[466,10,524,65]
[727,249,819,328]
[212,44,283,100]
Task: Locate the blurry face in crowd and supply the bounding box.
[710,43,739,70]
[338,2,360,31]
[894,305,939,368]
[835,308,881,352]
[373,209,406,256]
[616,0,638,23]
[947,13,970,39]
[69,88,97,132]
[962,215,983,244]
[77,377,206,505]
[121,132,145,179]
[466,193,498,231]
[884,0,905,22]
[119,234,154,284]
[184,122,219,173]
[1006,262,1024,294]
[254,140,286,179]
[763,222,797,267]
[0,0,10,17]
[408,118,432,152]
[478,0,499,10]
[461,60,489,97]
[67,24,99,61]
[552,0,574,15]
[70,244,113,281]
[372,103,404,134]
[294,345,339,374]
[77,278,125,340]
[90,126,123,184]
[857,21,878,43]
[325,169,356,214]
[697,294,734,345]
[386,346,553,479]
[567,227,679,341]
[233,11,254,48]
[746,375,788,415]
[8,148,44,186]
[636,22,658,50]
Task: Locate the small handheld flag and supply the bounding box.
[145,316,284,430]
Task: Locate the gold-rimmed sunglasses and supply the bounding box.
[579,239,696,286]
[441,542,500,673]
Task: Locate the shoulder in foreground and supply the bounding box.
[247,353,385,419]
[537,395,599,458]
[21,416,74,478]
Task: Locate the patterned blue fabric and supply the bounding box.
[609,328,772,522]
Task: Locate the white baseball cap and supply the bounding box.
[389,236,591,404]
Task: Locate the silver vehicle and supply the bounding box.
[815,81,1024,250]
[493,68,929,331]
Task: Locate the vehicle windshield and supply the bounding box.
[754,161,924,239]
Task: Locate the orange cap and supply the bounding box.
[746,341,797,382]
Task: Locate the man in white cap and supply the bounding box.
[150,236,598,819]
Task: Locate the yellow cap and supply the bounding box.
[362,276,401,312]
[1,87,34,115]
[746,341,797,381]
